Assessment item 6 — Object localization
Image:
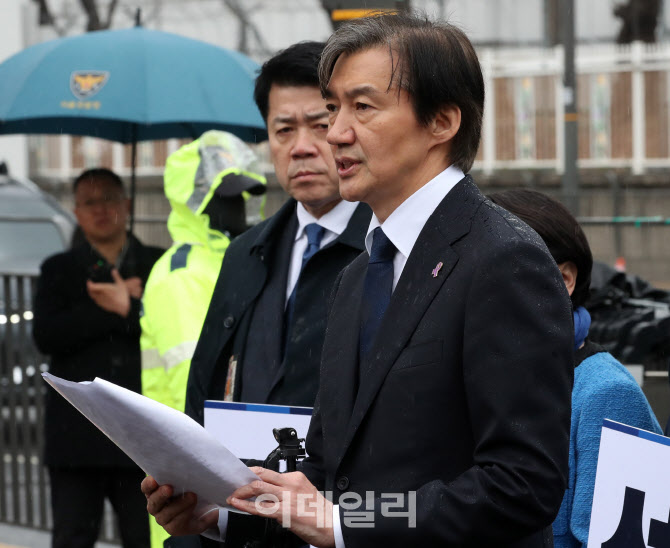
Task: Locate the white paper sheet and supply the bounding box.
[42,372,258,515]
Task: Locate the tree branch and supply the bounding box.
[222,0,272,56]
[34,0,69,36]
[79,0,101,31]
[103,0,119,29]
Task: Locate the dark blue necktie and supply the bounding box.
[284,223,326,355]
[300,223,326,270]
[359,227,396,360]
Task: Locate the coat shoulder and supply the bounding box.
[225,207,295,264]
[471,199,550,252]
[228,218,268,254]
[39,248,77,274]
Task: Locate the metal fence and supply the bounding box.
[1,273,48,531]
[0,272,119,544]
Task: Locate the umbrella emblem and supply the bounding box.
[70,71,109,99]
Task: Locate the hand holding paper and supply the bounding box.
[42,373,258,520]
[142,476,220,537]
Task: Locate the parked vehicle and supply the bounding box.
[0,163,75,275]
[0,163,76,410]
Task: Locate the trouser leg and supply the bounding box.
[106,467,150,548]
[49,467,104,548]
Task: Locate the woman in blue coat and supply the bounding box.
[489,189,663,548]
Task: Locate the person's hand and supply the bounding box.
[227,467,335,548]
[141,476,219,536]
[124,276,144,299]
[87,268,131,317]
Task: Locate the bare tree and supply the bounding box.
[34,0,77,35]
[80,0,119,30]
[221,0,272,57]
[34,0,122,34]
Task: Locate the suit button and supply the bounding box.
[223,315,235,329]
[336,476,349,491]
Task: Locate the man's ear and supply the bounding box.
[431,105,461,145]
[558,261,578,297]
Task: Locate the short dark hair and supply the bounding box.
[73,168,124,194]
[488,189,593,308]
[254,41,326,123]
[319,12,484,173]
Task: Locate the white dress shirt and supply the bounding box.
[286,199,360,303]
[365,165,465,291]
[333,164,465,548]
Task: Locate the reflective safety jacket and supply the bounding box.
[140,132,265,412]
[141,132,264,548]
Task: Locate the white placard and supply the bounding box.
[587,420,670,547]
[204,401,313,462]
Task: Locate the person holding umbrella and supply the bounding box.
[33,168,163,548]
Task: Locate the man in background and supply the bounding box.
[185,40,370,419]
[34,168,162,548]
[180,40,370,547]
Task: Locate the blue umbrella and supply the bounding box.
[0,24,267,223]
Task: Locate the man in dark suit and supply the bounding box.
[34,168,163,548]
[165,41,368,547]
[185,39,370,420]
[144,14,573,548]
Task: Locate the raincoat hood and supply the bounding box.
[163,130,266,251]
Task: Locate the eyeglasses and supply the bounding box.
[76,195,125,209]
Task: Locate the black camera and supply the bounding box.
[87,260,114,283]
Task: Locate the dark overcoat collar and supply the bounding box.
[249,198,369,257]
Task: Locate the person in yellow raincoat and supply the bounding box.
[140,130,265,548]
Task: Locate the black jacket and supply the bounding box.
[33,234,163,468]
[185,198,370,425]
[302,178,573,547]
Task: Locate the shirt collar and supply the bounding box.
[365,165,465,258]
[295,199,359,241]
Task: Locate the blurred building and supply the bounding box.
[2,0,670,280]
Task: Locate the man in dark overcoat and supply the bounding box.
[34,168,162,548]
[146,14,573,548]
[177,41,369,547]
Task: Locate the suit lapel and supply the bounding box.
[210,200,297,374]
[267,202,370,400]
[325,202,371,252]
[244,198,298,310]
[263,213,300,400]
[335,177,484,468]
[318,255,367,469]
